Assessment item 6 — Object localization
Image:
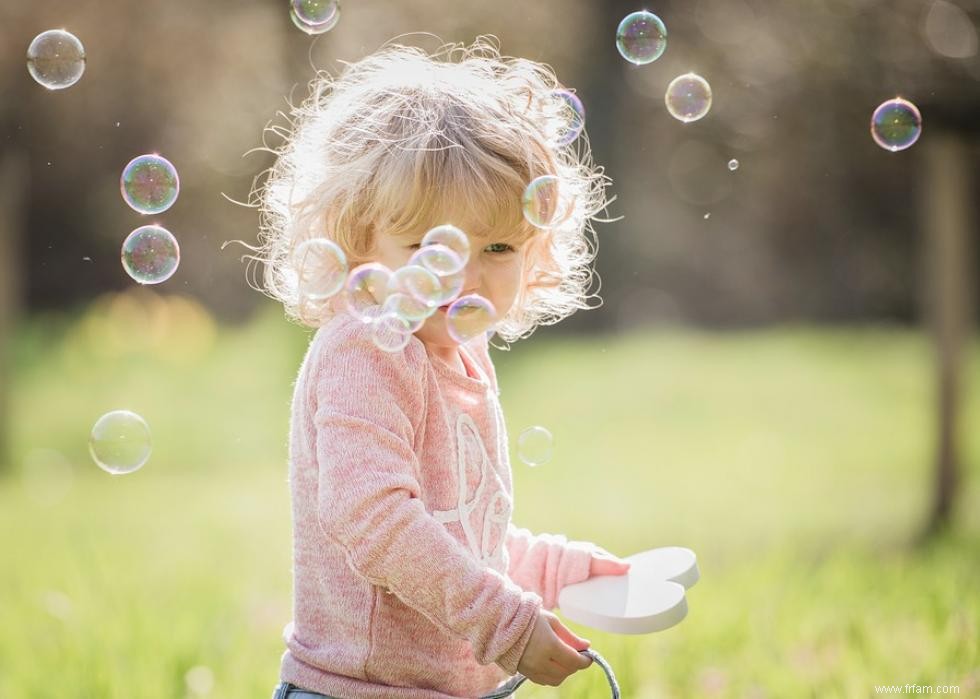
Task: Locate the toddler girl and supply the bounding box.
[254,37,630,699]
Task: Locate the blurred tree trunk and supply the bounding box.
[918,131,974,541]
[0,148,27,474]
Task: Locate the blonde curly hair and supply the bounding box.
[248,36,613,343]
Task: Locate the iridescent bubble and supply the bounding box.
[870,98,922,152]
[385,266,439,322]
[517,426,554,467]
[291,0,339,25]
[289,2,341,35]
[410,244,463,278]
[344,262,391,322]
[89,410,151,475]
[381,294,424,332]
[445,294,497,343]
[388,265,442,308]
[121,225,180,285]
[728,159,739,171]
[551,90,586,146]
[616,11,667,65]
[421,225,470,267]
[432,269,466,307]
[294,238,347,301]
[372,312,412,353]
[522,175,574,229]
[120,154,180,214]
[27,30,85,90]
[666,73,713,123]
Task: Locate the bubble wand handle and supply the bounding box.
[478,649,620,698]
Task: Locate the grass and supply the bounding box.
[1,290,978,698]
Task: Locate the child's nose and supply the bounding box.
[461,252,483,293]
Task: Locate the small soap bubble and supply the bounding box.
[410,244,463,278]
[870,98,922,152]
[523,175,574,229]
[121,154,180,214]
[345,263,391,322]
[291,0,339,25]
[445,295,497,343]
[551,90,586,146]
[381,294,424,332]
[294,238,347,301]
[665,73,713,123]
[728,159,739,171]
[517,426,554,467]
[290,2,340,34]
[121,225,180,285]
[432,269,466,307]
[421,225,470,268]
[89,410,151,475]
[388,264,442,308]
[385,267,439,322]
[372,312,412,352]
[27,29,85,90]
[616,11,667,65]
[703,212,711,220]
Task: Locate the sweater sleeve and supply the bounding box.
[504,524,596,611]
[311,324,541,674]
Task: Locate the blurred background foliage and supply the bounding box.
[0,0,978,697]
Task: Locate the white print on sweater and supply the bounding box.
[430,412,512,571]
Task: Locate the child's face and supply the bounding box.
[368,228,527,353]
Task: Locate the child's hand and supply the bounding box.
[588,547,631,578]
[517,609,593,687]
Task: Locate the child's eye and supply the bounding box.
[407,243,422,250]
[484,242,515,254]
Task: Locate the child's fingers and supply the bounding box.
[589,556,632,577]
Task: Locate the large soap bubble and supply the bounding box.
[616,11,667,65]
[89,410,152,475]
[870,98,922,152]
[121,225,180,285]
[121,154,180,215]
[27,30,85,90]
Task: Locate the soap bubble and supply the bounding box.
[870,98,922,152]
[445,295,497,343]
[294,238,347,301]
[522,175,574,229]
[517,426,554,467]
[421,225,470,267]
[121,225,180,285]
[291,0,339,25]
[432,268,466,307]
[616,11,667,65]
[121,154,180,215]
[728,159,739,171]
[551,90,586,145]
[372,312,412,352]
[386,266,440,321]
[410,244,463,278]
[290,1,340,35]
[345,263,390,322]
[27,29,85,90]
[89,410,151,475]
[665,73,713,123]
[381,294,425,332]
[388,264,442,307]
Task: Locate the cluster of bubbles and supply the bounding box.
[27,29,86,90]
[118,153,182,287]
[517,426,554,467]
[89,410,152,475]
[290,0,341,35]
[295,224,498,352]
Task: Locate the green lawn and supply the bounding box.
[1,292,978,698]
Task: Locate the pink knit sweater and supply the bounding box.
[279,312,597,698]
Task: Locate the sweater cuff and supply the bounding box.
[494,593,542,675]
[560,539,596,590]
